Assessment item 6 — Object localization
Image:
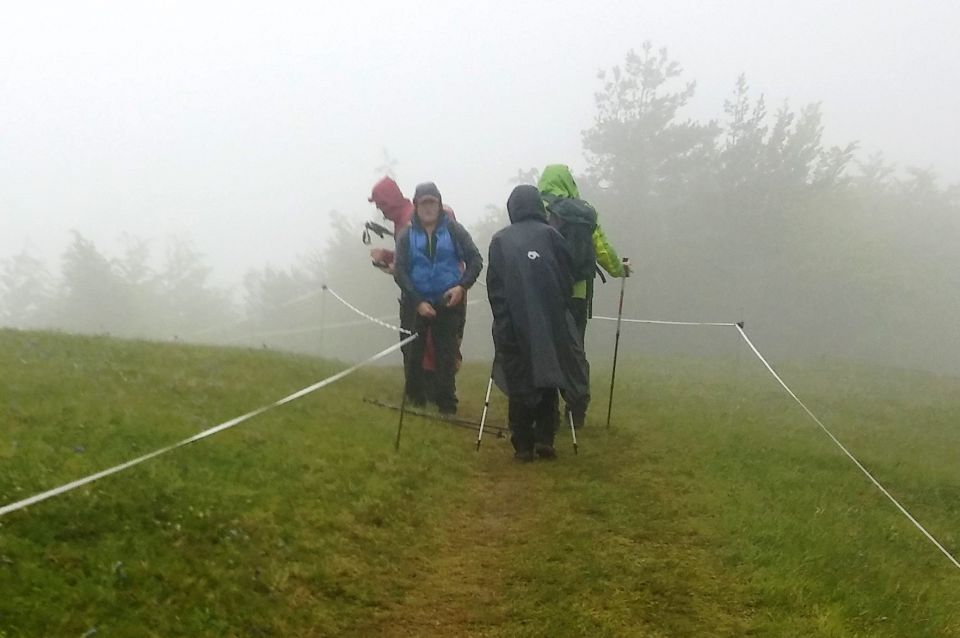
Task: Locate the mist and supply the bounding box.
[3,0,959,374]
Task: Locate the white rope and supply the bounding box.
[593,315,737,327]
[222,286,486,345]
[602,313,960,570]
[224,317,393,343]
[324,286,410,334]
[324,286,483,334]
[734,324,960,571]
[187,288,326,339]
[0,334,418,518]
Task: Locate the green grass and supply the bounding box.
[0,330,476,636]
[2,329,960,636]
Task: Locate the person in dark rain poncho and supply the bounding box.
[487,185,590,461]
[394,182,482,414]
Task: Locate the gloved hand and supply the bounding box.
[370,248,395,274]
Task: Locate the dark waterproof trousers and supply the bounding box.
[565,297,591,426]
[399,296,416,373]
[405,304,465,413]
[509,389,560,453]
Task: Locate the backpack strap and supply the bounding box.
[595,265,607,284]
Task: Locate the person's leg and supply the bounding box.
[571,297,588,344]
[422,328,438,405]
[567,298,590,427]
[399,296,416,373]
[404,313,429,406]
[534,388,560,458]
[432,306,462,414]
[455,295,466,372]
[508,393,536,461]
[423,370,438,405]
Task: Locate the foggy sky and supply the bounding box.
[3,0,958,284]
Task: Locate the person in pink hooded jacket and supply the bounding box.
[368,176,415,272]
[368,177,464,400]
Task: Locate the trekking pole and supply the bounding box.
[475,370,495,451]
[568,411,579,455]
[394,389,408,452]
[606,257,629,428]
[394,328,421,451]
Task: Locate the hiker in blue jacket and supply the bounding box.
[394,182,483,414]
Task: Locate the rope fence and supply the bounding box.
[4,283,957,573]
[596,311,960,571]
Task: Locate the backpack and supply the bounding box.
[543,194,598,282]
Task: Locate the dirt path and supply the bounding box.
[363,440,542,637]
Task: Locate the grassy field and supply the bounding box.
[2,329,960,636]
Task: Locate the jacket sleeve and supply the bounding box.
[486,236,517,355]
[449,220,484,289]
[393,228,423,305]
[593,224,625,277]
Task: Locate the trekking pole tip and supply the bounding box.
[736,321,745,329]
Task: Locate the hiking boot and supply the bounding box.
[535,444,557,460]
[513,450,535,463]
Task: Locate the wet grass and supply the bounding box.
[0,329,475,637]
[2,329,960,636]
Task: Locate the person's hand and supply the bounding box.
[622,259,633,278]
[443,285,466,307]
[370,248,395,274]
[417,302,437,319]
[373,261,394,275]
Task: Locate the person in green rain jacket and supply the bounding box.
[538,164,631,427]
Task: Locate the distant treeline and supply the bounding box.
[0,233,233,340]
[2,42,958,373]
[578,44,959,374]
